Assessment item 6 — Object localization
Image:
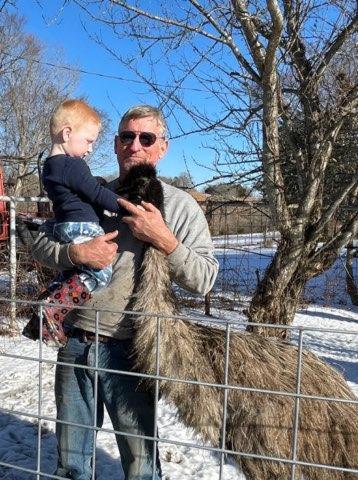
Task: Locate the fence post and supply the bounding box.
[152,314,161,480]
[204,290,211,316]
[290,327,304,479]
[9,197,17,329]
[219,322,231,479]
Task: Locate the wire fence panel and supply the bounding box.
[0,195,356,322]
[0,196,356,479]
[0,299,357,480]
[0,195,51,330]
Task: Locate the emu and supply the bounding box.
[124,165,358,480]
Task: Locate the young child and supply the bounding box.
[27,99,122,346]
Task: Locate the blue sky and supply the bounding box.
[12,0,224,186]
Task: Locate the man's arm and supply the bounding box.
[32,225,118,270]
[165,208,219,295]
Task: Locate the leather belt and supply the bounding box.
[70,327,111,344]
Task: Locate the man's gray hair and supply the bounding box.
[118,105,168,137]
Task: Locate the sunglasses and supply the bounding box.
[119,131,165,147]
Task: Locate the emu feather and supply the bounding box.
[131,248,358,480]
[122,164,358,480]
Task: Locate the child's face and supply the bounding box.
[65,122,100,159]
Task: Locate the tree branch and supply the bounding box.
[265,0,283,78]
[313,211,358,262]
[312,175,358,241]
[0,154,39,162]
[102,0,226,44]
[189,0,261,82]
[231,0,266,73]
[0,0,12,12]
[283,0,313,81]
[315,13,358,80]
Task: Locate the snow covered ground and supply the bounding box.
[0,240,357,479]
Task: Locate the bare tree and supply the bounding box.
[0,10,79,196]
[159,172,195,189]
[205,181,248,197]
[60,0,356,337]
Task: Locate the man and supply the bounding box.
[32,105,219,480]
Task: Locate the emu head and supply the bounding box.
[117,164,164,216]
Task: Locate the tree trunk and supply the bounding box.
[346,241,358,306]
[247,237,310,339]
[247,235,341,338]
[13,162,28,197]
[247,252,306,339]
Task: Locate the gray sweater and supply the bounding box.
[32,181,219,339]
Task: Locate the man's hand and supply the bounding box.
[69,230,119,269]
[118,198,178,255]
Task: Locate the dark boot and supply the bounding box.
[22,273,91,347]
[22,288,53,342]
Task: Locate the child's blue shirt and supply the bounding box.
[43,154,121,223]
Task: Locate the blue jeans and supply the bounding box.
[54,335,162,480]
[53,222,112,291]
